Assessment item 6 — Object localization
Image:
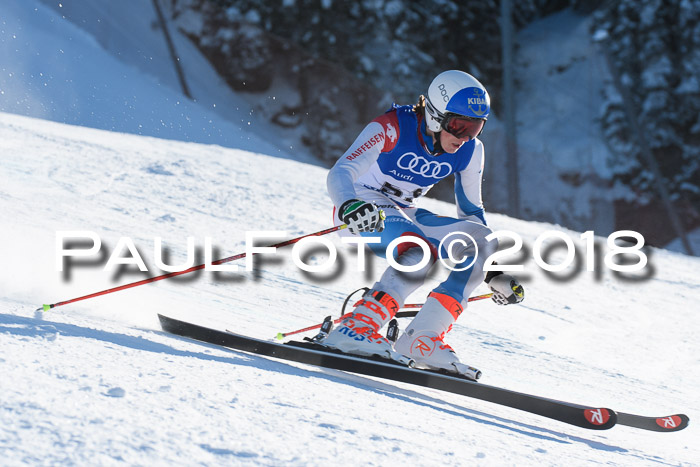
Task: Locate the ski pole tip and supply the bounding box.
[35,304,50,312]
[276,332,285,340]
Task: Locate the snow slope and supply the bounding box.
[0,0,315,163]
[1,1,699,465]
[1,112,699,466]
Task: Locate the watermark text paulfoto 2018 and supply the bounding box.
[55,229,650,278]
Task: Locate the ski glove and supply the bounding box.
[485,271,524,305]
[338,199,385,235]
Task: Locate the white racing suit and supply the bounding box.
[327,104,497,307]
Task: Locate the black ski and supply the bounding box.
[157,314,688,432]
[616,412,689,432]
[158,314,617,430]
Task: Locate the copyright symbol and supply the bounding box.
[438,232,478,272]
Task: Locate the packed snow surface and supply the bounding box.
[1,112,699,466]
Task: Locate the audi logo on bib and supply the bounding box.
[397,152,452,179]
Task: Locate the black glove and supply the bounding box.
[338,199,385,235]
[485,270,524,305]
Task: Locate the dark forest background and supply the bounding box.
[167,0,699,248]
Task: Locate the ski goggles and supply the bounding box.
[441,114,486,140]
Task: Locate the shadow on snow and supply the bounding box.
[1,312,631,455]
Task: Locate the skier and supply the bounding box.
[319,70,524,378]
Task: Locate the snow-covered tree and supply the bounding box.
[595,0,700,214]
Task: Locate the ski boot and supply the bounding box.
[394,291,481,380]
[320,289,411,364]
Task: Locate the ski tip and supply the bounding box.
[653,414,690,432]
[616,412,690,432]
[583,408,617,430]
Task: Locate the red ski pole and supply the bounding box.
[395,291,493,312]
[276,292,494,340]
[38,225,346,312]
